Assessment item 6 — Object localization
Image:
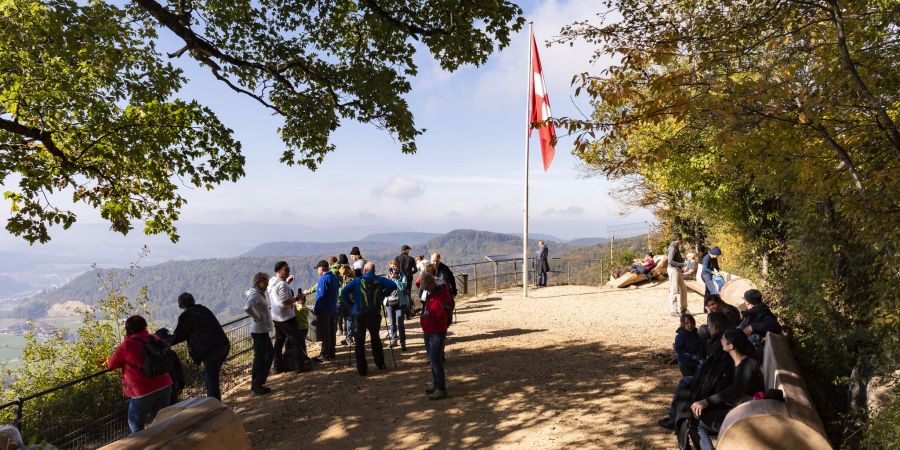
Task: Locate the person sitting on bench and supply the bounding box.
[682,253,699,280]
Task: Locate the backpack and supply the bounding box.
[129,336,174,378]
[359,277,385,316]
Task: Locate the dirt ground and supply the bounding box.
[228,281,705,449]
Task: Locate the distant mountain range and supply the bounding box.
[15,229,610,324]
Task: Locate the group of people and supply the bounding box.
[663,288,784,449]
[666,234,726,317]
[105,245,459,434]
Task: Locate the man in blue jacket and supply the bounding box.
[339,262,397,375]
[314,260,341,360]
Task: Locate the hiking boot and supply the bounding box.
[389,340,397,349]
[400,344,408,351]
[424,384,436,394]
[428,389,447,400]
[657,418,675,430]
[251,385,271,395]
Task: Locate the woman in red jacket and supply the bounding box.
[107,315,173,433]
[419,273,450,400]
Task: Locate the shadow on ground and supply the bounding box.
[231,328,673,449]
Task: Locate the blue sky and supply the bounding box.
[2,0,652,246]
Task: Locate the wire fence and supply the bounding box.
[0,257,609,448]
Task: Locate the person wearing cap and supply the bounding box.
[683,252,699,280]
[700,246,723,295]
[313,259,341,360]
[394,245,418,316]
[667,234,689,316]
[267,261,308,373]
[339,262,398,376]
[350,246,367,278]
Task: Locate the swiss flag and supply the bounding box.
[528,31,556,172]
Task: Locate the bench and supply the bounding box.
[607,255,669,288]
[716,333,831,450]
[99,397,251,450]
[684,272,754,309]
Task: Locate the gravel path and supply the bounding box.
[228,282,705,449]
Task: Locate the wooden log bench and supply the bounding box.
[716,333,831,450]
[607,255,669,288]
[99,397,251,450]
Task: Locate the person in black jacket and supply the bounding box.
[659,312,731,431]
[688,329,764,449]
[170,292,231,400]
[394,245,418,316]
[430,253,457,297]
[737,289,782,355]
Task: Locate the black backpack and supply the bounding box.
[359,278,385,316]
[130,337,175,378]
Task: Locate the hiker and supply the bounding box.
[658,312,731,431]
[683,253,699,280]
[386,260,410,350]
[350,246,367,277]
[267,261,308,373]
[243,272,274,395]
[153,328,185,404]
[703,295,741,328]
[737,289,783,350]
[674,314,704,376]
[340,261,397,375]
[313,259,341,360]
[338,263,356,346]
[430,253,457,325]
[171,293,230,401]
[394,245,418,299]
[419,272,451,400]
[107,315,173,433]
[666,234,689,316]
[536,240,550,287]
[631,252,656,280]
[700,247,724,295]
[688,330,764,449]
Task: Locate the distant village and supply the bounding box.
[0,322,66,338]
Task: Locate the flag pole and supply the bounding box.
[523,22,533,299]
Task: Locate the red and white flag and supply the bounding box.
[528,31,556,172]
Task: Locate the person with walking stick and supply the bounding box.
[339,262,397,376]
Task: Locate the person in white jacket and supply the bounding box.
[244,272,275,395]
[268,261,308,372]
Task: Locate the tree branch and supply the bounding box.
[0,116,69,166]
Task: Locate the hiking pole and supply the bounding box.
[382,305,398,369]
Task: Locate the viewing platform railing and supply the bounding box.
[0,257,609,448]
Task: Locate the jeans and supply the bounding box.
[273,318,307,371]
[668,266,687,313]
[702,273,720,295]
[387,304,406,344]
[354,314,384,375]
[128,385,172,433]
[696,419,718,450]
[251,333,274,387]
[424,333,446,391]
[202,343,230,400]
[318,313,337,358]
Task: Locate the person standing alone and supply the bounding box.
[536,240,550,287]
[667,234,689,316]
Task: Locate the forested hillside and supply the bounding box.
[18,229,597,324]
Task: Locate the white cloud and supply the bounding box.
[372,177,425,200]
[543,206,584,216]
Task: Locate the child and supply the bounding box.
[674,314,703,376]
[289,291,312,370]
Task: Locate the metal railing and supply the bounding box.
[0,257,609,448]
[0,316,255,449]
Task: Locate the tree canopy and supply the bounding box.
[558,0,898,446]
[0,0,524,243]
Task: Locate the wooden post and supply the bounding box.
[474,263,478,296]
[494,261,499,292]
[514,260,518,286]
[567,260,571,285]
